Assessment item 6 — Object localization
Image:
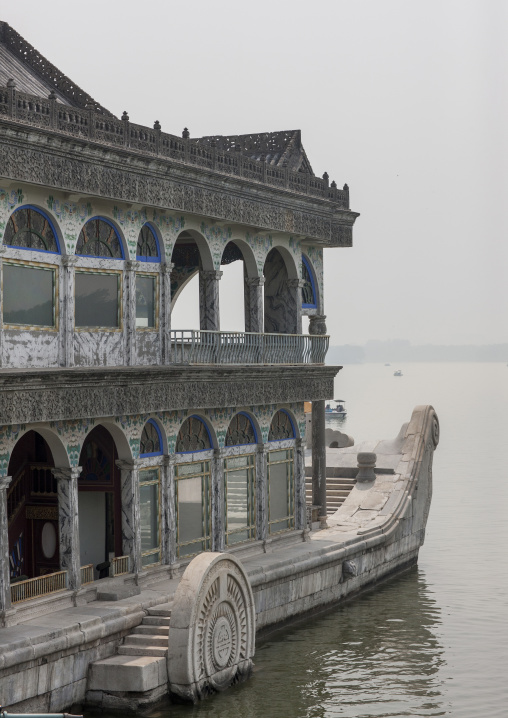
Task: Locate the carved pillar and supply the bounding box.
[61,256,78,367]
[0,245,5,367]
[125,260,140,366]
[312,401,327,527]
[256,445,268,541]
[116,460,142,575]
[244,276,264,333]
[161,456,176,564]
[161,262,174,365]
[212,448,226,552]
[53,467,82,591]
[0,476,12,613]
[199,270,222,331]
[285,278,305,334]
[294,437,306,530]
[309,314,328,363]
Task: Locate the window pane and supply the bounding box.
[75,273,119,328]
[269,461,290,521]
[142,552,160,567]
[176,464,211,557]
[140,482,159,553]
[136,275,156,328]
[3,264,54,326]
[226,466,249,534]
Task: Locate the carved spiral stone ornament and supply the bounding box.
[167,552,256,702]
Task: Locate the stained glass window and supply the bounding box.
[4,207,59,253]
[79,440,112,484]
[136,225,160,262]
[302,256,316,307]
[140,420,162,456]
[176,417,212,453]
[268,410,295,441]
[76,218,123,258]
[225,413,256,446]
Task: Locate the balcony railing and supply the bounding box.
[80,563,94,585]
[170,330,329,365]
[10,570,67,604]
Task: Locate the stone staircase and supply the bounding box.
[87,603,172,706]
[305,476,356,515]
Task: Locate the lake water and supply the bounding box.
[124,363,508,717]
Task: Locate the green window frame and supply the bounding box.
[139,468,161,567]
[224,454,256,546]
[2,261,56,329]
[267,449,295,534]
[175,460,211,558]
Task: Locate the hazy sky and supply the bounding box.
[4,0,507,346]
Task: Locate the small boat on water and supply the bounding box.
[393,369,403,377]
[325,399,347,417]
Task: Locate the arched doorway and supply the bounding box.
[263,248,299,334]
[7,431,59,581]
[78,426,122,580]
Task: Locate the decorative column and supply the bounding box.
[244,276,264,333]
[309,314,328,363]
[211,448,225,552]
[199,270,222,331]
[256,445,268,541]
[0,476,12,614]
[310,314,328,527]
[161,456,176,565]
[0,245,5,367]
[116,460,142,576]
[294,437,306,531]
[61,256,78,367]
[53,467,82,591]
[285,278,305,335]
[125,260,140,366]
[161,262,174,365]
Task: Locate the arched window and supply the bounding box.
[3,206,59,253]
[136,224,160,262]
[176,416,212,453]
[268,410,295,441]
[302,256,317,308]
[76,218,123,258]
[140,420,163,456]
[225,413,257,446]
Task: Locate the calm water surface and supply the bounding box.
[104,363,508,718]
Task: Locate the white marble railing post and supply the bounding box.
[61,256,78,367]
[244,276,265,333]
[0,476,13,613]
[212,448,226,552]
[256,445,268,541]
[285,278,305,334]
[116,459,142,575]
[125,260,140,366]
[199,270,222,331]
[294,437,306,530]
[161,262,174,365]
[161,456,176,564]
[53,467,82,591]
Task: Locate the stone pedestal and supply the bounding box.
[53,467,82,591]
[199,270,222,331]
[0,476,12,613]
[117,460,142,575]
[244,276,264,333]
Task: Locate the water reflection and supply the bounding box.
[116,568,445,718]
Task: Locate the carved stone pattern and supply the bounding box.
[25,505,58,520]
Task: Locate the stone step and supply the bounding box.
[146,603,172,617]
[124,634,168,647]
[118,645,168,657]
[142,615,171,626]
[133,625,169,636]
[88,655,167,693]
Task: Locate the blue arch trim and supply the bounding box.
[139,418,164,457]
[268,408,296,441]
[176,415,214,454]
[137,223,161,263]
[78,217,125,259]
[5,205,61,255]
[302,255,317,309]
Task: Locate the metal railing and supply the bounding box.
[170,330,329,365]
[111,555,130,576]
[80,564,94,585]
[10,570,67,604]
